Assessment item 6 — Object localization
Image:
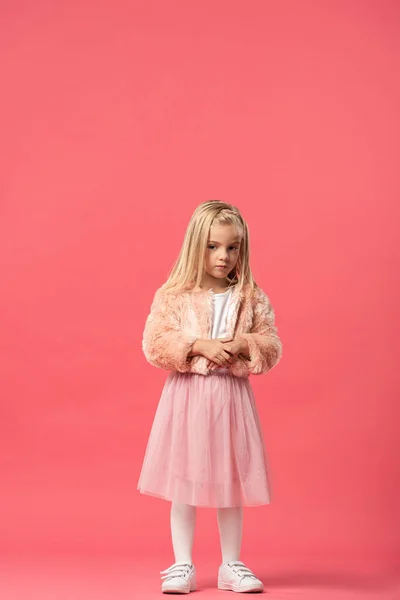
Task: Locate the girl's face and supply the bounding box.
[203,224,242,281]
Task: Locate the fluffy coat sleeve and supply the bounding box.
[142,289,198,372]
[239,288,282,375]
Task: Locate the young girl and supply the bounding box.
[138,200,282,594]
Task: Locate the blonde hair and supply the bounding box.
[161,200,257,294]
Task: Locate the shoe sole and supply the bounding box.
[162,581,196,594]
[162,589,192,594]
[218,581,264,593]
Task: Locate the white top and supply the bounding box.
[210,287,234,373]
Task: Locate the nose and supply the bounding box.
[218,248,229,262]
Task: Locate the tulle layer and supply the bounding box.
[137,371,271,507]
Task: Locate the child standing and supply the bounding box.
[138,200,282,593]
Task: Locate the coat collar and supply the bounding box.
[186,281,247,338]
[188,281,248,302]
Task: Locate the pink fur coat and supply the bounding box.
[142,283,282,378]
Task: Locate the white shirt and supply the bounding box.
[211,287,234,372]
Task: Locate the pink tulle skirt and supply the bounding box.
[137,370,272,507]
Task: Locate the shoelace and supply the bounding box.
[160,562,193,582]
[227,562,257,582]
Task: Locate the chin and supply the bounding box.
[204,266,231,279]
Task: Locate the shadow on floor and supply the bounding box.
[198,571,397,593]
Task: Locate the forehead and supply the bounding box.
[208,224,242,243]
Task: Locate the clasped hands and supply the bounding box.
[190,336,250,371]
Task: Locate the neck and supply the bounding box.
[200,274,230,293]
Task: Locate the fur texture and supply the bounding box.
[142,283,282,377]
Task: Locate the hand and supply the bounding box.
[196,337,234,368]
[220,338,247,360]
[207,337,248,371]
[208,338,249,371]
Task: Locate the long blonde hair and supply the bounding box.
[161,200,257,294]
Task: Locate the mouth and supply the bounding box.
[215,265,228,270]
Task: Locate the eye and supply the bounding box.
[207,244,239,251]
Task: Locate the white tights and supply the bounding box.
[170,502,243,564]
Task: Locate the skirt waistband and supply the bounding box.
[173,369,233,377]
[209,369,231,375]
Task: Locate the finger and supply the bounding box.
[217,354,230,368]
[220,337,233,343]
[222,350,233,363]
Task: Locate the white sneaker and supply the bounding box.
[218,561,264,593]
[161,561,196,594]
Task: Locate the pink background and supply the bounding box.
[1,1,399,598]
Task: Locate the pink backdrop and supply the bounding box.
[1,1,399,598]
